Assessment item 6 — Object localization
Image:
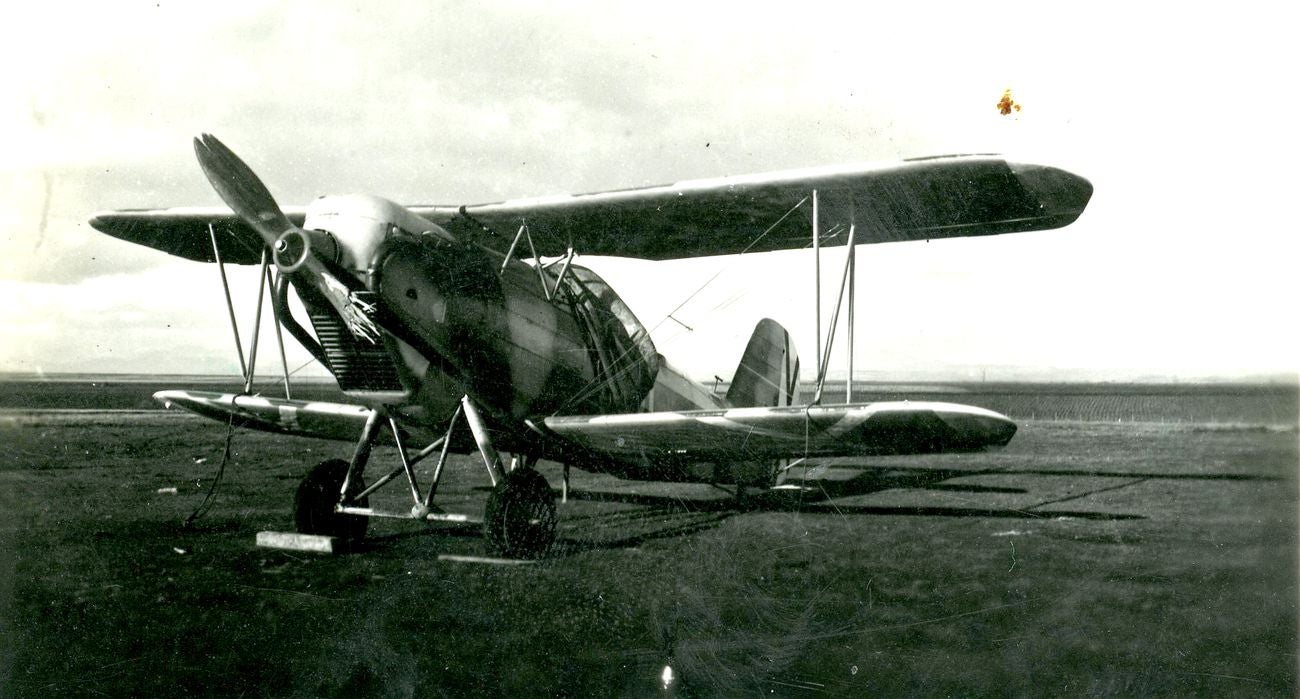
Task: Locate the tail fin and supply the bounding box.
[726,318,800,408]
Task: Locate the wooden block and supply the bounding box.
[255,531,338,554]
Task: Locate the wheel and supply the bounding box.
[294,458,369,541]
[484,469,557,559]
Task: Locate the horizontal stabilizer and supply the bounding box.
[545,401,1016,461]
[154,389,373,442]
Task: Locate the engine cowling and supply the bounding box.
[272,195,452,400]
[301,194,456,277]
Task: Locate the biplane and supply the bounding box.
[89,135,1092,557]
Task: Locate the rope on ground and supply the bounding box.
[183,408,237,526]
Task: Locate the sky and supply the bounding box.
[1,1,1296,382]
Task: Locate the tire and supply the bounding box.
[484,469,557,559]
[294,458,369,542]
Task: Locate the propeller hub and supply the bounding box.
[273,229,311,273]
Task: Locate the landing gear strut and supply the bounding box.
[299,396,558,558]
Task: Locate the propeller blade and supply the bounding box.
[192,133,295,246]
[193,134,362,324]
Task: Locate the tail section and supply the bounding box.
[726,318,800,408]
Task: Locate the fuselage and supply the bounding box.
[286,194,715,459]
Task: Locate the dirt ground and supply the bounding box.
[1,411,1295,696]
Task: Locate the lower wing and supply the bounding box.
[156,390,1016,464]
[154,389,373,442]
[543,401,1016,461]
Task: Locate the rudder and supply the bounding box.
[725,318,800,408]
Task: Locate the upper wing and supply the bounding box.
[543,401,1018,460]
[88,206,308,265]
[430,155,1092,259]
[89,155,1090,263]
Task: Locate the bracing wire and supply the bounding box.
[649,196,809,335]
[254,357,320,395]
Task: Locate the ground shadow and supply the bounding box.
[833,464,1284,482]
[343,464,1176,558]
[545,465,1146,557]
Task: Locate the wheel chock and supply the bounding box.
[255,530,339,554]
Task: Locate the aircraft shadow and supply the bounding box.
[443,461,1273,555]
[558,488,1140,521]
[353,463,1263,558]
[808,463,1284,482]
[552,510,737,556]
[982,467,1282,482]
[359,524,481,550]
[547,466,1146,557]
[563,465,1025,511]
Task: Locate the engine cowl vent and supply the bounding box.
[308,308,404,393]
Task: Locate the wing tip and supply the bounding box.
[87,211,113,233]
[1009,162,1095,223]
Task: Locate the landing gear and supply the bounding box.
[484,468,557,559]
[294,458,369,541]
[298,397,558,557]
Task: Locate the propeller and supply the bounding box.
[193,133,336,274]
[190,133,513,423]
[193,133,371,338]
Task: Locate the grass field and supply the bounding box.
[0,384,1296,696]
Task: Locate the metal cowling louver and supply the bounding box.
[308,306,404,392]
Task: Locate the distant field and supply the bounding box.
[2,375,1295,427]
[0,376,348,411]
